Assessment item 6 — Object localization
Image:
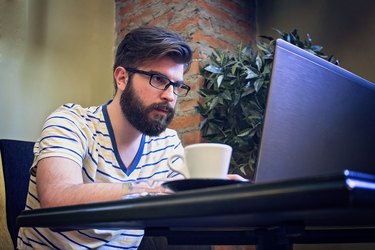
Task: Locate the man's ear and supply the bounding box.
[114,66,128,91]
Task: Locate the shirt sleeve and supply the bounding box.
[31,104,89,174]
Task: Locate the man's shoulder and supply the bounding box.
[49,103,103,121]
[56,103,102,115]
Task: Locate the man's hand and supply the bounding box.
[227,174,249,182]
[122,180,173,199]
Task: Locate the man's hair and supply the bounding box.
[113,26,193,92]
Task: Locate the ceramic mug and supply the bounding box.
[167,143,232,179]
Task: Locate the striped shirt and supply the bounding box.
[17,102,183,249]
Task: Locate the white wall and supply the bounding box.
[0,0,115,141]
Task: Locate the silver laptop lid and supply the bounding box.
[255,39,375,183]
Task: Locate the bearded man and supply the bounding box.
[18,26,193,249]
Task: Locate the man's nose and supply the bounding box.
[161,85,176,102]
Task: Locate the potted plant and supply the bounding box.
[196,29,339,179]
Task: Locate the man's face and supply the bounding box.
[120,78,175,136]
[119,58,184,136]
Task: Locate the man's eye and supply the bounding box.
[180,84,189,90]
[153,75,168,85]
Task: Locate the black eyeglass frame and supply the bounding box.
[124,67,191,97]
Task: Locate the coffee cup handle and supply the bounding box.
[167,154,190,178]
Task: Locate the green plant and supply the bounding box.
[196,29,339,179]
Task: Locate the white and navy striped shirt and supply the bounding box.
[18,102,183,249]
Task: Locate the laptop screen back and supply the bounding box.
[255,39,375,183]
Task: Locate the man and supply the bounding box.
[18,26,192,249]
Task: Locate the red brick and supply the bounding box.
[179,99,199,112]
[169,114,201,130]
[168,16,200,32]
[119,2,136,16]
[218,0,241,13]
[187,49,201,75]
[140,0,154,5]
[220,27,250,45]
[121,9,153,27]
[189,60,200,75]
[195,0,236,24]
[191,30,233,50]
[182,75,203,93]
[163,0,180,4]
[218,0,253,19]
[187,76,204,92]
[149,10,175,26]
[182,130,202,146]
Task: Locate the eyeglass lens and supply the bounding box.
[150,75,188,96]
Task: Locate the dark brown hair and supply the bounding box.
[113,26,192,92]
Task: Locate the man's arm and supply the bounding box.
[36,157,124,208]
[36,157,171,208]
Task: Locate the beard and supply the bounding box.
[120,78,175,136]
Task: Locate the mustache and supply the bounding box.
[148,103,174,113]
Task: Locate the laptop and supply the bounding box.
[254,39,375,183]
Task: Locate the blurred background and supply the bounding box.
[0,0,115,141]
[1,0,374,141]
[257,0,375,82]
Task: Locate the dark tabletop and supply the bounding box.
[17,171,375,246]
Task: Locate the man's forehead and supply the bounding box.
[140,59,184,78]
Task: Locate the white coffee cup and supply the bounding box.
[167,143,232,179]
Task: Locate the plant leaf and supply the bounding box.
[237,128,251,137]
[246,69,258,79]
[254,79,263,92]
[205,65,222,74]
[255,55,262,70]
[231,62,239,75]
[209,96,219,110]
[222,90,232,101]
[217,75,224,88]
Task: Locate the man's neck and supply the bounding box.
[107,97,143,167]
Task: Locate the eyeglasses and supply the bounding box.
[125,67,191,97]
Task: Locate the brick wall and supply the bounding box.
[115,0,256,146]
